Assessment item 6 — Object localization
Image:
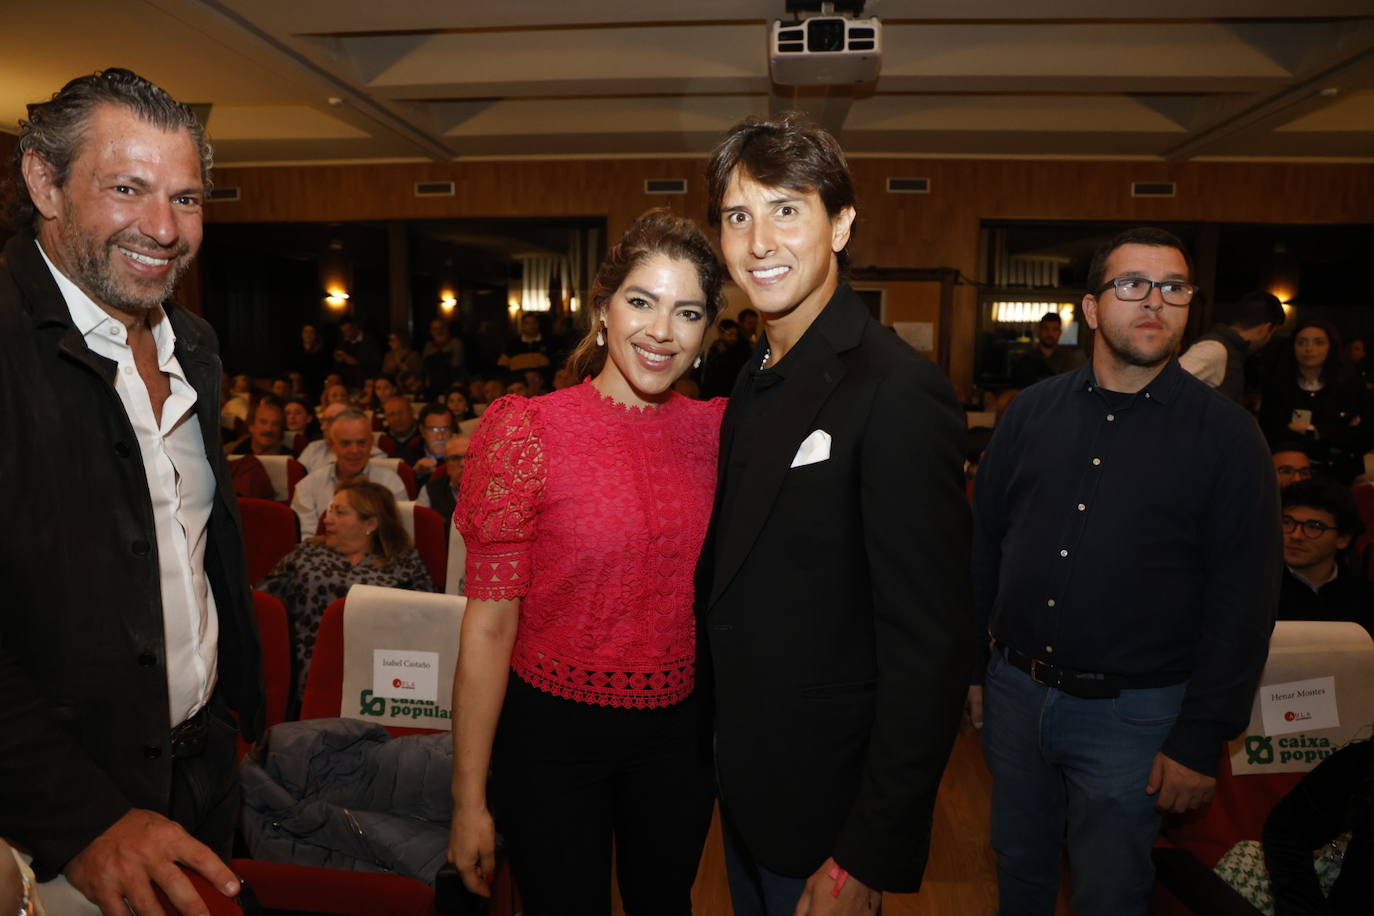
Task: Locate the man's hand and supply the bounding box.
[1145,752,1216,813]
[413,456,438,477]
[793,857,881,916]
[961,685,984,734]
[63,809,238,916]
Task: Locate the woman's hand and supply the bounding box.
[448,803,498,897]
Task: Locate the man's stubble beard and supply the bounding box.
[1096,321,1181,370]
[60,206,193,313]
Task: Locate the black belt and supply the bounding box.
[995,641,1185,700]
[170,707,209,760]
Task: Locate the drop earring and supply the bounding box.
[693,355,701,369]
[596,327,605,346]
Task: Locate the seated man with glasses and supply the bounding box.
[1272,442,1314,489]
[1278,477,1372,637]
[411,404,455,487]
[417,434,470,541]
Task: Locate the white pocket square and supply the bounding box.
[790,429,832,468]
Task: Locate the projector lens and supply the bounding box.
[807,19,846,53]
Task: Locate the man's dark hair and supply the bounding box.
[420,404,453,428]
[1084,227,1195,294]
[1225,291,1286,330]
[705,113,856,267]
[5,68,212,232]
[1282,477,1363,537]
[739,308,758,321]
[253,396,284,422]
[1270,440,1310,458]
[718,318,739,332]
[1039,311,1063,325]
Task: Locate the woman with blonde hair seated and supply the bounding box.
[259,478,433,714]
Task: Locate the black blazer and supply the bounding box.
[696,284,974,891]
[0,234,263,878]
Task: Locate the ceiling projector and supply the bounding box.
[769,15,882,86]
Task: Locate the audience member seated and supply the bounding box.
[497,311,553,373]
[283,396,319,455]
[1009,311,1086,389]
[397,369,426,400]
[220,372,252,433]
[378,395,424,462]
[292,409,406,536]
[738,307,760,345]
[523,368,548,397]
[372,374,398,406]
[1278,478,1372,637]
[260,478,433,712]
[1273,442,1314,489]
[299,401,387,473]
[320,381,351,410]
[1180,290,1285,404]
[411,404,454,487]
[1260,318,1367,483]
[444,384,477,430]
[417,434,470,537]
[270,375,292,400]
[382,331,424,380]
[228,397,291,457]
[332,318,381,388]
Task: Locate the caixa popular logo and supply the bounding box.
[391,677,416,691]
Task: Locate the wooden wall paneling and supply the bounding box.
[203,156,1374,398]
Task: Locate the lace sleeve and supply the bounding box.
[455,396,546,601]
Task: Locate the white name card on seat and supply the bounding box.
[1229,620,1374,775]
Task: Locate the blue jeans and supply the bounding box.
[981,646,1187,916]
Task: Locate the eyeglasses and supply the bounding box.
[1281,515,1339,539]
[1095,276,1199,306]
[424,425,452,434]
[1275,465,1312,481]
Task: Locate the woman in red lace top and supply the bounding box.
[447,210,727,914]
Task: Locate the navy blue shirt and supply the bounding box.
[972,358,1281,775]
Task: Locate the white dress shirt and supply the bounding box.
[291,463,408,540]
[40,242,217,727]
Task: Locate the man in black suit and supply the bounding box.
[0,69,261,914]
[697,114,973,914]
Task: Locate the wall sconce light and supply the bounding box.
[569,295,580,313]
[324,288,350,310]
[439,289,458,313]
[991,301,1075,325]
[507,297,522,316]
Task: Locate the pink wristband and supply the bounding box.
[827,864,849,898]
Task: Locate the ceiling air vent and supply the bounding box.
[414,181,455,197]
[1131,181,1176,198]
[886,177,930,194]
[207,187,240,202]
[645,178,687,194]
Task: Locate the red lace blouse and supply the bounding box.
[456,382,726,708]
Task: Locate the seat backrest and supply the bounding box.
[300,585,466,737]
[445,522,467,597]
[252,590,291,730]
[394,501,447,590]
[1164,619,1374,865]
[256,455,306,502]
[238,497,300,584]
[370,457,418,500]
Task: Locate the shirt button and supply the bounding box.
[1059,548,1069,558]
[1092,458,1102,466]
[1047,599,1056,607]
[1106,414,1115,421]
[107,326,120,337]
[143,745,162,759]
[1045,645,1055,653]
[1077,503,1086,511]
[1145,392,1151,399]
[131,539,150,557]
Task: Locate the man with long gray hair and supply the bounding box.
[0,69,261,914]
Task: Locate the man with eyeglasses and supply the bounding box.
[412,404,455,487]
[971,227,1281,915]
[1277,478,1372,637]
[418,434,471,543]
[1272,442,1314,488]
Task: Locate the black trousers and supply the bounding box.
[168,694,241,859]
[492,674,714,916]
